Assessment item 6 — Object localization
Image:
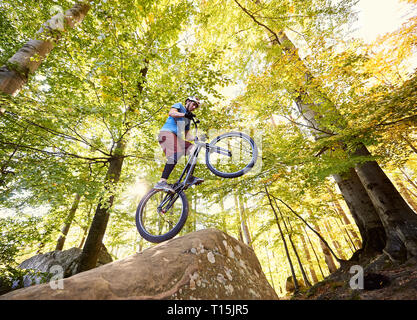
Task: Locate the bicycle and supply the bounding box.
[135,116,258,243]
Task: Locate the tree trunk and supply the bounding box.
[78,230,87,249]
[234,194,244,243]
[327,185,362,248]
[269,244,280,286]
[333,169,386,260]
[0,2,90,96]
[78,203,93,249]
[193,194,197,232]
[402,135,417,155]
[264,242,276,290]
[304,226,326,278]
[265,186,299,293]
[55,193,81,251]
[323,219,345,259]
[219,196,227,232]
[314,222,338,274]
[137,236,143,253]
[294,83,386,260]
[76,140,126,273]
[279,209,312,287]
[400,168,417,192]
[299,230,319,283]
[354,144,417,261]
[334,217,357,253]
[238,194,253,248]
[185,194,195,233]
[291,69,386,260]
[273,196,344,262]
[395,177,417,213]
[238,227,244,243]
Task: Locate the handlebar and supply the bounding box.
[190,117,206,142]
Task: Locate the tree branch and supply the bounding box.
[233,0,281,45]
[0,140,109,163]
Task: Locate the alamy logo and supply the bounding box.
[349,265,364,289]
[49,265,64,290]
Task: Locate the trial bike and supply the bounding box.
[135,116,258,243]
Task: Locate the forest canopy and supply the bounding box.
[0,0,416,297]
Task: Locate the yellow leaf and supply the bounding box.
[148,13,154,24]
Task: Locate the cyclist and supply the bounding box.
[154,96,204,193]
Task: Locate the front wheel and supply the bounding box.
[135,189,188,243]
[205,131,258,178]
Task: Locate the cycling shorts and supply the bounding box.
[158,131,193,160]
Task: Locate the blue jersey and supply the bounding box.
[160,102,191,139]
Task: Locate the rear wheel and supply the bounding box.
[135,189,188,243]
[205,131,258,178]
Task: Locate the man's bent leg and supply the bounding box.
[156,132,180,193]
[161,153,179,179]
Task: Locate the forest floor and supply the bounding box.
[293,254,417,300]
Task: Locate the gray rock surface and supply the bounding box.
[18,244,113,278]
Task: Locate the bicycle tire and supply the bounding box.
[135,189,189,243]
[205,131,258,178]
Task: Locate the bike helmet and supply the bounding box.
[185,96,201,107]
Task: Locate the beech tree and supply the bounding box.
[196,0,417,262]
[0,1,90,96]
[1,0,416,296]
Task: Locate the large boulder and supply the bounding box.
[0,244,113,296]
[18,244,113,278]
[1,228,278,300]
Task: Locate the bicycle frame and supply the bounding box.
[171,118,205,192]
[174,117,232,191]
[157,117,231,213]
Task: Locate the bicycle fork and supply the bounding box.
[157,193,180,214]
